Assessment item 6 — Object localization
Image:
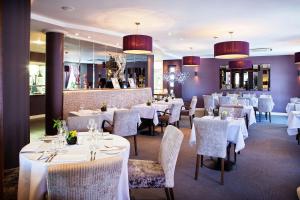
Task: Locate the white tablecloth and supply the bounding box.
[243,106,256,126]
[18,133,130,200]
[286,103,296,113]
[287,111,300,136]
[155,98,184,108]
[190,116,248,152]
[131,103,168,125]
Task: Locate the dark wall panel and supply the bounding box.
[163,59,182,98]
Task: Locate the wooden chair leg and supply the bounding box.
[269,112,271,123]
[160,123,163,134]
[221,158,224,185]
[200,155,203,167]
[133,135,138,156]
[189,116,192,129]
[265,112,268,120]
[259,112,261,122]
[164,188,171,200]
[194,154,200,180]
[227,143,231,162]
[234,144,237,164]
[169,188,175,200]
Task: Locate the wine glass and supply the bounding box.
[87,119,95,132]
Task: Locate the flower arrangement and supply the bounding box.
[66,130,77,145]
[221,111,228,120]
[53,119,63,130]
[146,100,152,106]
[100,102,107,112]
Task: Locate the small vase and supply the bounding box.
[146,102,151,106]
[66,136,77,145]
[101,107,107,112]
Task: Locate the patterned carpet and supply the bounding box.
[4,114,300,200]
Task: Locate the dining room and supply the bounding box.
[1,0,300,200]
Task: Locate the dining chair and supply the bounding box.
[180,96,198,128]
[258,97,274,122]
[128,125,183,200]
[297,186,300,199]
[219,96,233,106]
[47,157,123,200]
[203,95,215,114]
[102,110,139,155]
[194,118,229,185]
[237,97,250,106]
[295,103,300,111]
[157,103,182,133]
[67,115,101,132]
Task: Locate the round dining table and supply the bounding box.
[18,133,130,200]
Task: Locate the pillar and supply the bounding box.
[0,0,31,171]
[45,32,64,135]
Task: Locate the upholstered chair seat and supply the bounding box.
[128,160,165,189]
[128,125,183,200]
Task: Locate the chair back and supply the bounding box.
[168,103,182,123]
[295,103,300,111]
[67,115,101,132]
[260,94,272,99]
[203,95,215,110]
[193,118,228,158]
[237,97,250,106]
[219,106,244,118]
[258,97,274,112]
[290,97,300,103]
[219,96,234,106]
[158,125,183,188]
[47,157,123,200]
[113,110,139,137]
[242,93,251,98]
[189,97,198,116]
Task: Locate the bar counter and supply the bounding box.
[63,88,152,119]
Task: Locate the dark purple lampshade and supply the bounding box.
[123,34,152,54]
[64,65,70,72]
[182,56,200,66]
[295,52,300,64]
[214,41,249,59]
[229,60,252,69]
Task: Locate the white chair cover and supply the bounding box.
[189,97,198,116]
[47,157,123,200]
[193,118,229,158]
[242,93,251,98]
[295,103,300,111]
[113,110,139,137]
[219,96,234,106]
[158,125,184,188]
[203,95,215,110]
[260,94,272,98]
[219,106,244,118]
[168,103,182,124]
[258,97,274,112]
[290,97,300,103]
[237,97,250,106]
[67,115,101,131]
[227,93,238,98]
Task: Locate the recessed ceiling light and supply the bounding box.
[75,33,79,36]
[61,6,75,11]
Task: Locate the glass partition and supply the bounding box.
[63,37,147,90]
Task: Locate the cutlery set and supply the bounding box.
[90,151,96,161]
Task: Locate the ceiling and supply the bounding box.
[31,0,300,59]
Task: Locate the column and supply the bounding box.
[0,0,31,172]
[45,31,64,135]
